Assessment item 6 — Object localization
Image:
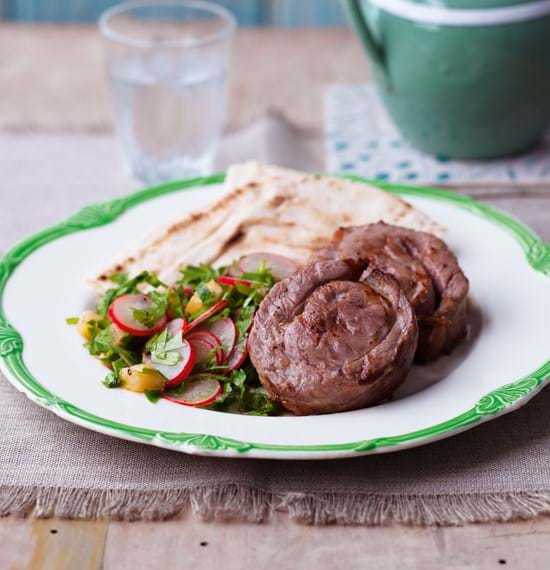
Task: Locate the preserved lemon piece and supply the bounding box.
[119,364,165,393]
[206,279,223,299]
[76,310,100,340]
[185,280,223,316]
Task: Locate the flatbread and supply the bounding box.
[90,163,444,291]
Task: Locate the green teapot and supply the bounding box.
[344,0,550,158]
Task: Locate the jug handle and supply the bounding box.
[343,0,385,69]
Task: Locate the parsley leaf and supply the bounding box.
[146,328,183,366]
[144,389,163,403]
[91,326,116,354]
[205,365,279,416]
[103,372,121,388]
[196,283,215,303]
[112,346,140,367]
[96,271,165,316]
[235,305,256,344]
[178,264,220,287]
[132,290,168,329]
[167,287,186,318]
[109,272,129,285]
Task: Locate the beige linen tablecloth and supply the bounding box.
[2,127,550,525]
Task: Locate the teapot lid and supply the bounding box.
[367,0,550,25]
[410,0,538,6]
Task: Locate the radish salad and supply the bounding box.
[68,253,299,415]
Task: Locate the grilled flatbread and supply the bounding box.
[90,162,443,291]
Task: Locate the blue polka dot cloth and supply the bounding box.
[324,84,550,184]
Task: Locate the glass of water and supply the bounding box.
[99,1,235,184]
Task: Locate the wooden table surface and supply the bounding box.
[2,25,550,569]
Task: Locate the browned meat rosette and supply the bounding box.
[314,222,469,362]
[248,258,418,415]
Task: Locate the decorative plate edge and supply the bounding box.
[1,173,549,457]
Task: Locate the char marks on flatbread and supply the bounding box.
[90,163,444,291]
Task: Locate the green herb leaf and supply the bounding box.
[144,389,163,403]
[109,272,129,284]
[235,305,255,344]
[168,287,186,318]
[146,328,183,366]
[65,317,80,325]
[92,326,115,354]
[96,271,165,316]
[111,358,126,375]
[196,283,215,304]
[132,290,168,329]
[178,264,220,287]
[103,372,121,388]
[112,346,140,367]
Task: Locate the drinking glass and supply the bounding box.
[99,1,235,184]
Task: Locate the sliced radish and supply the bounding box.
[188,336,224,366]
[186,329,219,343]
[238,252,299,281]
[182,286,194,296]
[163,377,222,407]
[227,338,248,370]
[108,294,167,336]
[143,339,195,388]
[166,317,186,338]
[184,300,227,333]
[187,329,223,355]
[166,317,187,336]
[198,318,237,364]
[217,275,254,287]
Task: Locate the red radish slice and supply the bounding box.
[198,318,237,364]
[186,330,224,361]
[188,336,224,366]
[184,300,227,333]
[238,252,299,281]
[217,275,254,287]
[166,317,186,339]
[108,294,167,336]
[227,338,248,370]
[164,377,222,407]
[143,339,195,389]
[186,330,220,346]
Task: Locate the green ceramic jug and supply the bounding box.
[344,0,550,158]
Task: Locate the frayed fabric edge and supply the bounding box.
[1,485,550,525]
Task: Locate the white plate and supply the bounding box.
[1,175,550,459]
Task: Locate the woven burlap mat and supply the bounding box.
[2,125,550,524]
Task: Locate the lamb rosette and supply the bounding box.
[315,222,469,362]
[248,258,418,415]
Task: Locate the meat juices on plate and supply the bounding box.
[248,258,418,415]
[314,222,469,362]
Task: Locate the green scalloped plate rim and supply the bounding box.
[1,173,550,458]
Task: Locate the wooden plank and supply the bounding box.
[0,517,33,569]
[0,518,108,570]
[3,514,550,569]
[28,519,107,570]
[100,514,550,570]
